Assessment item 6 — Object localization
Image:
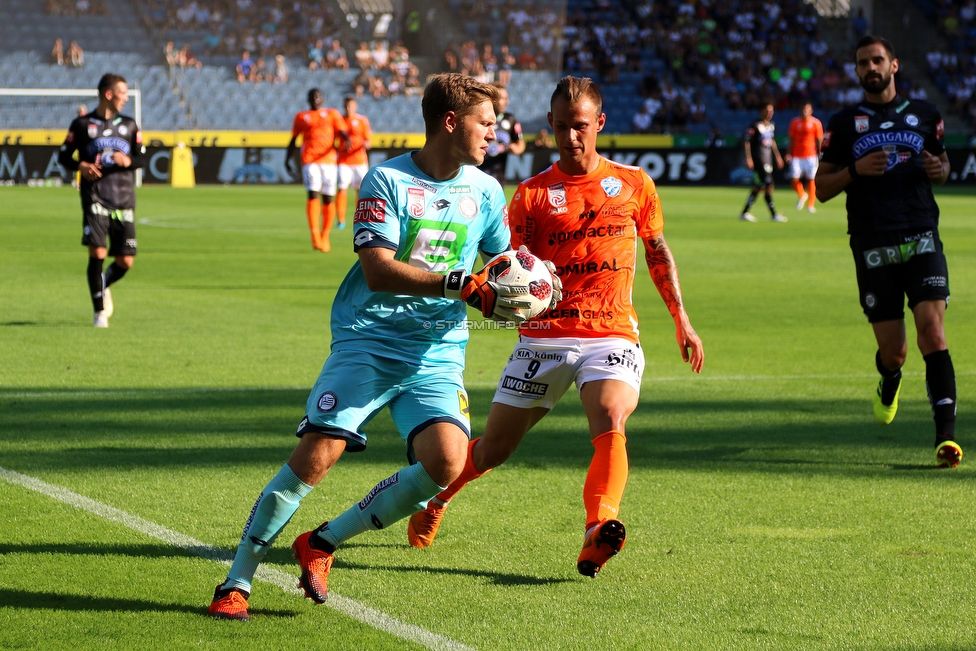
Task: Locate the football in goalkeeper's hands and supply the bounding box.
[485,249,555,320]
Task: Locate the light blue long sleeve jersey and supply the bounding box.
[330,152,511,370]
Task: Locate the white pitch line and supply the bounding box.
[0,466,474,651]
[2,370,974,400]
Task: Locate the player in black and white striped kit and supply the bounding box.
[59,73,145,327]
[817,35,961,468]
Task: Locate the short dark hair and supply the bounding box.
[307,88,323,106]
[97,73,126,97]
[855,35,896,60]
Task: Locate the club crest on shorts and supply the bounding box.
[317,391,338,412]
[601,176,622,197]
[855,116,869,133]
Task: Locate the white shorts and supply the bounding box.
[492,336,645,410]
[789,155,819,180]
[303,162,338,196]
[338,163,369,191]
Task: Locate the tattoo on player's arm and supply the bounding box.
[644,234,684,316]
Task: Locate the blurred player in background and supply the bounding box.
[478,83,524,186]
[335,95,372,230]
[286,89,348,252]
[816,35,961,469]
[209,73,554,621]
[408,75,704,579]
[785,101,824,213]
[58,73,145,328]
[739,102,786,222]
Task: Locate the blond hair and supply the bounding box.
[421,73,499,137]
[550,75,603,114]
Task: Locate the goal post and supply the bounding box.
[0,87,143,185]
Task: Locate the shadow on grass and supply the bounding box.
[0,387,971,478]
[331,559,573,587]
[0,588,298,618]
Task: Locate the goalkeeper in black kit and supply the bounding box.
[816,36,961,468]
[59,73,145,328]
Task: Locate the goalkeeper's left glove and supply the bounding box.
[443,256,531,323]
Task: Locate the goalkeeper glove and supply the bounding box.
[443,256,532,323]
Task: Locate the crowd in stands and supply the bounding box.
[345,41,423,99]
[44,0,108,15]
[136,0,340,59]
[923,0,976,128]
[50,38,86,67]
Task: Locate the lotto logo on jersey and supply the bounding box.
[355,198,386,223]
[407,187,425,218]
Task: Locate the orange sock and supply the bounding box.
[336,189,347,224]
[306,198,322,248]
[319,202,335,251]
[583,430,629,531]
[807,180,816,208]
[791,179,804,198]
[434,437,490,504]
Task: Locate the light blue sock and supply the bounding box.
[319,462,446,548]
[222,464,313,591]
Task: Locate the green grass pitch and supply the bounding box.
[1,183,974,650]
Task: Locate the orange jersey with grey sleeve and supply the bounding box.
[337,113,371,166]
[787,116,824,158]
[508,156,664,343]
[292,107,347,165]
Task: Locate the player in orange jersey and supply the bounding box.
[408,76,705,578]
[335,95,372,230]
[785,101,824,213]
[286,89,348,252]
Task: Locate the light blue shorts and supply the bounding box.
[297,349,471,459]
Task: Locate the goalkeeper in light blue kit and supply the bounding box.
[209,73,560,621]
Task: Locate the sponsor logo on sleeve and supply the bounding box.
[355,198,387,223]
[936,119,944,140]
[135,130,142,144]
[408,187,425,217]
[822,130,832,148]
[65,131,74,143]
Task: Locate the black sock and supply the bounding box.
[87,257,104,312]
[875,351,902,406]
[742,190,758,213]
[924,349,956,446]
[764,192,776,215]
[104,262,128,287]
